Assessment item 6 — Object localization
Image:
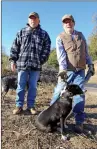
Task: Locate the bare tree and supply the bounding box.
[92,13,97,34]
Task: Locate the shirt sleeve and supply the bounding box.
[81,33,93,65]
[56,36,67,71]
[9,31,21,63]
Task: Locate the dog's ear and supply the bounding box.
[75,86,84,95]
[75,85,84,94]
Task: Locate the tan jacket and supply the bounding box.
[59,30,86,71]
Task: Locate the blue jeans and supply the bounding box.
[16,70,40,108]
[50,70,85,124]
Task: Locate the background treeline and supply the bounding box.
[2,14,97,76]
[88,13,97,61]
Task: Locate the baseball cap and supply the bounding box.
[62,14,75,23]
[28,12,39,18]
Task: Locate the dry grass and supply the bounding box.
[1,60,97,149]
[2,82,97,149]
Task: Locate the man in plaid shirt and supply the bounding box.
[9,12,51,115]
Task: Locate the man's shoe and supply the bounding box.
[74,124,83,134]
[28,107,37,115]
[13,107,23,115]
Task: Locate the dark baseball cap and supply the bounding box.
[62,14,75,23]
[28,12,39,18]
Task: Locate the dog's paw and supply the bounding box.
[61,135,68,141]
[61,134,70,141]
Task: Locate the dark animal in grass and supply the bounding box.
[1,75,29,101]
[1,75,18,100]
[1,75,41,101]
[35,84,84,140]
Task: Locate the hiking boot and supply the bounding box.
[13,107,23,115]
[74,123,83,134]
[27,107,37,115]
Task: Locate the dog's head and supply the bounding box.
[60,84,84,98]
[65,84,84,96]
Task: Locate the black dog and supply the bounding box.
[1,75,18,99]
[35,84,84,138]
[1,74,42,101]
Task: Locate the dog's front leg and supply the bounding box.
[60,117,69,141]
[60,117,65,136]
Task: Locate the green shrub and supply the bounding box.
[88,33,97,61]
[47,49,59,68]
[2,52,10,75]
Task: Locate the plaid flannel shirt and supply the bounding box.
[9,24,51,71]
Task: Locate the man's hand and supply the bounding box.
[58,70,67,81]
[11,62,16,72]
[88,64,95,76]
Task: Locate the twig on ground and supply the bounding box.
[37,137,39,149]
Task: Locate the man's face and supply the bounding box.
[62,19,75,32]
[28,15,40,28]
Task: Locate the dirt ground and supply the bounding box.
[1,82,97,149]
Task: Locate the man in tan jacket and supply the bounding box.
[50,14,95,133]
